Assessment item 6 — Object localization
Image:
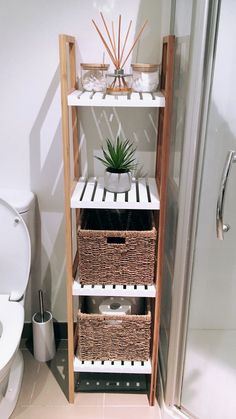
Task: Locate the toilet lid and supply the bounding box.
[0,198,31,300]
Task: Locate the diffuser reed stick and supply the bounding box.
[121,19,148,68]
[120,20,132,67]
[92,13,148,94]
[100,12,117,66]
[92,19,117,67]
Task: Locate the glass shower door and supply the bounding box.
[181,1,236,418]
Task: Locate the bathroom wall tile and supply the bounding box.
[104,392,151,407]
[104,405,161,419]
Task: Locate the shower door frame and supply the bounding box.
[164,0,221,411]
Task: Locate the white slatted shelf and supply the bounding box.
[74,357,152,374]
[68,89,165,108]
[73,278,156,298]
[71,177,160,210]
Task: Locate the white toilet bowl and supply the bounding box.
[0,296,24,383]
[0,195,33,419]
[0,297,24,418]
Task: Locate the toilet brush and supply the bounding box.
[39,289,44,322]
[32,290,56,362]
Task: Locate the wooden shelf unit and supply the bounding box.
[59,33,175,405]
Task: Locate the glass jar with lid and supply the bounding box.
[131,64,160,93]
[81,63,109,92]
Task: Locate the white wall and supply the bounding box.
[0,0,171,321]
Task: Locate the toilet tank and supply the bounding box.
[0,189,36,264]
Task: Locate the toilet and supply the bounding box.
[0,189,35,419]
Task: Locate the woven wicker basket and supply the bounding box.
[76,298,151,361]
[78,209,157,285]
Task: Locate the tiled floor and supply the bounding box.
[11,342,161,419]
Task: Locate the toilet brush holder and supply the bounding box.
[32,290,56,362]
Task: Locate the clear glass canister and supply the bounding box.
[131,64,160,93]
[106,69,132,95]
[81,63,109,92]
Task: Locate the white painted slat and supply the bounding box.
[116,192,126,203]
[138,178,149,203]
[93,178,105,203]
[73,279,156,297]
[104,190,115,203]
[74,357,152,374]
[70,177,160,209]
[127,180,137,203]
[67,90,165,108]
[79,91,91,101]
[147,178,160,206]
[71,178,87,208]
[81,177,96,202]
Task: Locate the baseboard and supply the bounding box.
[22,321,68,341]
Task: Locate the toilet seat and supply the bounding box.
[0,198,31,301]
[0,296,24,381]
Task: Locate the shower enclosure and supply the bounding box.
[161,1,236,418]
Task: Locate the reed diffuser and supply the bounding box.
[92,13,147,95]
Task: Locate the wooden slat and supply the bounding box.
[59,33,76,404]
[70,177,160,209]
[74,358,152,374]
[116,191,126,203]
[67,90,165,108]
[73,279,156,297]
[104,189,115,203]
[147,178,158,202]
[137,178,149,203]
[81,177,96,202]
[150,35,175,406]
[93,178,105,203]
[127,180,138,203]
[71,178,87,204]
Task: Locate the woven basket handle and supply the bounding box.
[106,237,126,244]
[104,319,123,326]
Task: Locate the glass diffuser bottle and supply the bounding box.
[106,68,132,95]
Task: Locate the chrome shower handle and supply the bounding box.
[216,150,236,240]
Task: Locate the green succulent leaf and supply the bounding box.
[95,136,137,172]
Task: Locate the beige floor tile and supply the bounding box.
[104,392,150,407]
[56,340,68,350]
[104,405,161,419]
[30,351,68,405]
[11,405,104,419]
[74,392,105,406]
[16,350,41,406]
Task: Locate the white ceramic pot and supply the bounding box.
[104,170,132,193]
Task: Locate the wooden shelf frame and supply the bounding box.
[59,33,175,405]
